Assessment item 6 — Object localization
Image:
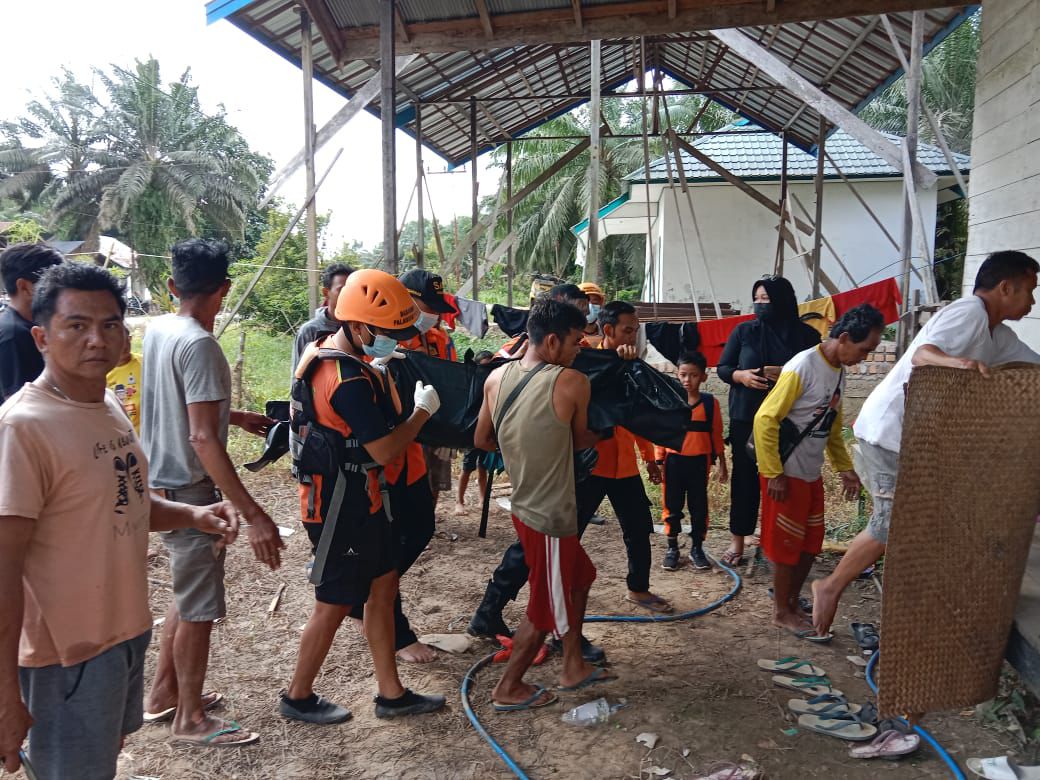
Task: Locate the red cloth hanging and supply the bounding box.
[830,278,902,324]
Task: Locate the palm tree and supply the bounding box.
[489,89,734,295]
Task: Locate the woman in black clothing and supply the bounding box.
[716,276,821,566]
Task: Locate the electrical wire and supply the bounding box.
[460,556,743,778]
[865,650,967,780]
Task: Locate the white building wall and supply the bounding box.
[963,0,1040,346]
[642,179,937,313]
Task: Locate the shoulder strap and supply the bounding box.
[790,370,843,448]
[702,392,716,460]
[494,362,547,433]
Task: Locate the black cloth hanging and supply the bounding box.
[388,348,691,451]
[490,304,529,337]
[643,322,701,365]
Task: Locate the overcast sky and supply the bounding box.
[0,0,500,252]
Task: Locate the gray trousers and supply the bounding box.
[19,631,151,780]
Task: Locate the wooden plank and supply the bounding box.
[585,39,602,284]
[572,0,584,32]
[381,0,398,273]
[261,54,417,207]
[811,117,826,298]
[969,148,1040,201]
[337,0,959,58]
[300,8,319,313]
[474,0,494,37]
[299,0,344,67]
[671,131,814,235]
[790,192,858,288]
[456,232,517,298]
[710,27,937,189]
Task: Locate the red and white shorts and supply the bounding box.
[513,515,597,639]
[759,476,825,566]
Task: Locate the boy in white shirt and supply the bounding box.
[812,251,1040,637]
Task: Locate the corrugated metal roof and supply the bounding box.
[205,1,978,166]
[627,121,971,182]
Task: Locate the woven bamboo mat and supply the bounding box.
[878,364,1040,717]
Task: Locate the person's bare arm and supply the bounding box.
[912,344,990,376]
[0,517,33,774]
[149,497,240,549]
[474,369,501,452]
[187,401,284,569]
[557,370,601,450]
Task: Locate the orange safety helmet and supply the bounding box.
[578,281,605,304]
[334,268,420,339]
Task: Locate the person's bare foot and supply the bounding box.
[811,579,840,637]
[171,715,259,746]
[454,502,467,517]
[491,679,554,707]
[396,641,437,664]
[773,609,811,633]
[347,616,366,638]
[557,660,598,690]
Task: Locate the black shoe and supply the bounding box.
[279,690,352,724]
[467,609,512,639]
[690,547,711,570]
[587,514,606,526]
[662,547,680,571]
[549,634,606,664]
[374,689,446,719]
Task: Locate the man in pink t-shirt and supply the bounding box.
[0,263,238,780]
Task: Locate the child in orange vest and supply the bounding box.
[655,351,728,571]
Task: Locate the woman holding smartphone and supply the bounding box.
[717,276,821,566]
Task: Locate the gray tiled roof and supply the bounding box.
[627,121,971,183]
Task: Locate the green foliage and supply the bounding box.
[217,324,292,411]
[3,217,45,244]
[0,59,273,301]
[230,204,326,334]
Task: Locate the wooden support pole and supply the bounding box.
[470,97,479,301]
[811,117,826,298]
[217,150,344,339]
[791,192,858,288]
[709,27,937,189]
[672,133,814,236]
[381,0,397,273]
[415,104,424,268]
[824,151,901,251]
[506,140,514,307]
[585,39,602,284]
[775,130,788,275]
[300,7,319,314]
[898,10,924,352]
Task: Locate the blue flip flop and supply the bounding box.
[557,666,619,692]
[492,686,558,713]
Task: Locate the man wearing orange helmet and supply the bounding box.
[281,269,446,723]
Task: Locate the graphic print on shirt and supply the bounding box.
[113,450,146,515]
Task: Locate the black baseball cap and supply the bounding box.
[399,269,457,315]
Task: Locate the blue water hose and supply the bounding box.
[460,557,743,779]
[865,650,967,780]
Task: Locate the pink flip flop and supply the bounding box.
[849,729,920,759]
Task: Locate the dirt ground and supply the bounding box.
[115,461,1012,780]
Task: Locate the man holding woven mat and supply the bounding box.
[754,305,884,638]
[813,251,1040,638]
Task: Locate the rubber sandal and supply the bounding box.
[966,756,1040,779]
[171,720,260,747]
[758,657,825,676]
[767,587,813,615]
[851,622,880,651]
[557,666,618,692]
[772,674,841,697]
[787,695,861,717]
[144,691,224,723]
[625,594,674,614]
[694,760,762,779]
[849,729,920,759]
[492,686,558,713]
[720,551,746,567]
[797,712,877,742]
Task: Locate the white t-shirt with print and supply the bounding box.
[854,295,1040,452]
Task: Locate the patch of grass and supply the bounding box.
[217,324,293,412]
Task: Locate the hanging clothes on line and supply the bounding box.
[441,293,459,330]
[832,277,901,323]
[490,304,529,337]
[798,297,837,338]
[643,322,701,365]
[453,295,489,338]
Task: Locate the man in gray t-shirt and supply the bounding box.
[140,238,284,748]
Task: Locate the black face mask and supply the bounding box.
[753,302,774,321]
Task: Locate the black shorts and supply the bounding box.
[462,448,488,473]
[305,505,396,606]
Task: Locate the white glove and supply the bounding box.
[371,350,406,372]
[413,380,441,416]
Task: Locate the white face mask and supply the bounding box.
[416,311,439,334]
[587,303,600,324]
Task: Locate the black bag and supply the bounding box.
[744,374,842,466]
[388,348,692,452]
